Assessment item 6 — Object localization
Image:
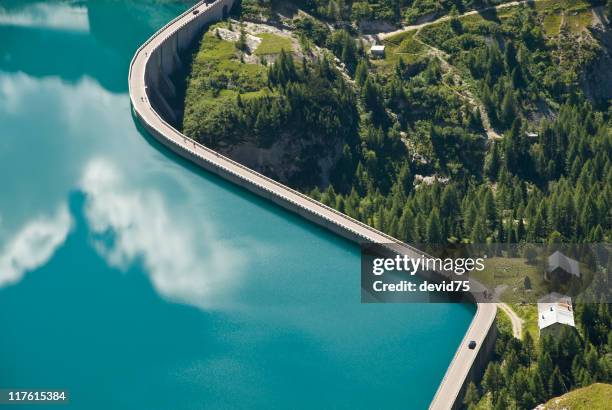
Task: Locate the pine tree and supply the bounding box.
[493,389,509,410]
[426,208,444,244]
[398,207,414,242]
[463,382,480,409]
[523,331,534,364]
[520,391,536,410]
[413,213,426,243]
[538,351,554,384]
[500,89,517,129]
[440,185,459,218]
[505,41,517,70]
[236,25,247,52]
[531,371,547,403]
[482,362,502,397]
[482,189,498,230]
[511,67,524,89]
[397,163,413,195]
[516,217,526,241]
[450,6,462,33]
[524,275,532,290]
[584,343,602,382]
[471,218,487,243]
[355,59,368,86]
[529,206,546,242]
[548,366,565,396]
[484,142,501,180]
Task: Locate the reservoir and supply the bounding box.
[0,1,474,408]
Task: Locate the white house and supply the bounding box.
[538,293,575,336]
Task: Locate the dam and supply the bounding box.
[0,0,477,407]
[128,1,497,408]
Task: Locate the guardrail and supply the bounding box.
[128,1,206,84]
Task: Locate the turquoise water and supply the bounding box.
[0,1,474,408]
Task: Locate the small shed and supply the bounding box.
[546,250,580,281]
[370,45,386,58]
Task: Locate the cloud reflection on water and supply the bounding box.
[0,3,89,32]
[0,204,72,287]
[0,67,254,311]
[81,158,249,310]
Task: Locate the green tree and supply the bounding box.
[484,142,501,181]
[504,41,517,70]
[523,331,534,364]
[500,90,517,129]
[463,382,480,409]
[236,25,247,51]
[482,362,502,398]
[493,389,510,410]
[450,6,462,33]
[471,218,487,243]
[426,208,444,244]
[355,59,368,86]
[549,366,565,396]
[538,351,554,383]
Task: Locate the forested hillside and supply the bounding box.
[465,300,611,409]
[184,0,611,245]
[240,0,518,25]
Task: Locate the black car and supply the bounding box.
[468,340,477,349]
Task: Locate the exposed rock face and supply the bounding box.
[581,18,612,105]
[358,19,396,34]
[217,133,341,188]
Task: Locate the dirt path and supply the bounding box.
[365,0,535,139]
[370,0,544,141]
[498,302,524,339]
[377,0,542,40]
[414,36,503,140]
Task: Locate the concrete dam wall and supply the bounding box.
[145,0,233,127]
[128,1,498,409]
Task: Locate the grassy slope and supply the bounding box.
[496,306,513,335]
[510,302,539,341]
[254,33,292,55]
[470,256,542,341]
[470,256,545,303]
[535,0,596,35]
[542,383,612,409]
[183,26,269,136]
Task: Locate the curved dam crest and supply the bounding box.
[128,1,497,408]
